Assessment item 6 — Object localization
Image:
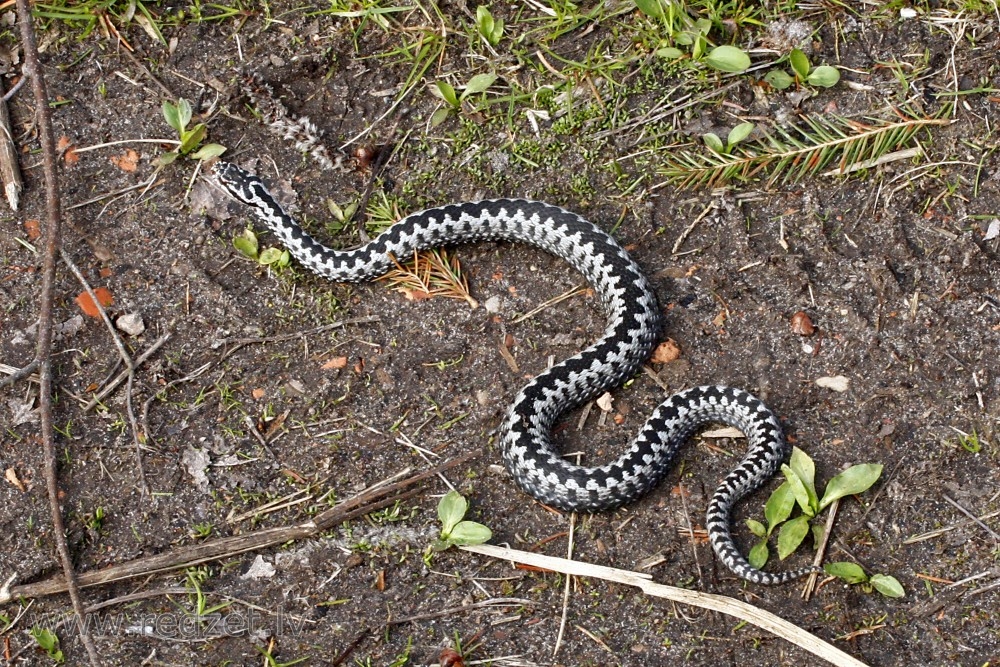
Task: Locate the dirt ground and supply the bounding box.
[1,1,999,666]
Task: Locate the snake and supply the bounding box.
[213,160,816,585]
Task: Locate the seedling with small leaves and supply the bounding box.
[430,73,498,126]
[158,98,226,166]
[233,228,291,270]
[764,48,840,90]
[636,3,750,74]
[746,447,883,579]
[824,562,905,598]
[475,6,503,47]
[703,122,754,155]
[430,490,492,551]
[30,627,64,664]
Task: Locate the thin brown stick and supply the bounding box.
[81,332,172,411]
[0,450,481,603]
[16,1,102,663]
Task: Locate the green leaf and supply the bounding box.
[258,247,285,265]
[476,6,493,34]
[179,123,207,154]
[781,464,816,517]
[156,151,179,167]
[190,143,227,160]
[655,46,684,59]
[162,100,183,133]
[176,98,193,130]
[461,73,497,99]
[429,107,452,128]
[870,574,905,598]
[776,514,810,560]
[748,540,769,569]
[824,561,868,584]
[674,31,694,46]
[691,34,707,60]
[818,463,883,510]
[789,447,818,512]
[633,0,664,18]
[703,132,724,153]
[810,522,825,546]
[437,490,468,536]
[745,518,767,538]
[727,122,755,147]
[233,229,259,260]
[433,81,459,107]
[448,520,492,545]
[704,45,751,73]
[807,65,841,88]
[789,48,811,80]
[764,69,794,90]
[764,481,796,534]
[429,538,453,552]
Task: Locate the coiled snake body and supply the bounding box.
[214,161,814,584]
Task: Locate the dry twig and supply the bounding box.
[462,543,871,667]
[15,1,102,662]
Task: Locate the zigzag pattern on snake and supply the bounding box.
[213,160,816,584]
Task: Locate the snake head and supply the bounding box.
[213,161,263,205]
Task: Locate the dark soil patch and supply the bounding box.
[1,4,999,666]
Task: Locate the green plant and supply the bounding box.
[475,6,503,46]
[955,428,982,453]
[232,228,291,270]
[158,98,226,166]
[256,638,308,667]
[182,567,231,619]
[29,627,64,664]
[430,490,492,551]
[745,447,882,571]
[635,2,750,73]
[764,48,840,90]
[702,122,754,155]
[430,73,498,126]
[82,505,105,532]
[824,562,905,598]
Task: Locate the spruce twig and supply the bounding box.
[660,112,948,189]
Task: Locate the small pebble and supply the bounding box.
[483,295,501,313]
[116,313,145,336]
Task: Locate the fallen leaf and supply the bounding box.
[75,287,113,318]
[5,468,25,492]
[110,148,140,172]
[23,219,40,241]
[712,310,727,327]
[439,648,464,667]
[57,135,79,166]
[353,358,365,374]
[651,338,681,363]
[322,356,348,370]
[790,310,816,336]
[398,287,432,301]
[251,388,265,399]
[815,375,850,392]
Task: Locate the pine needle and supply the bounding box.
[378,248,479,309]
[659,111,949,189]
